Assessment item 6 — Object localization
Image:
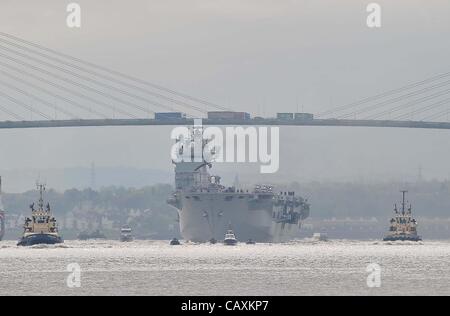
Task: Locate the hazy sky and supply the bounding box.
[0,0,450,191]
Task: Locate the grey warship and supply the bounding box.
[167,126,310,242]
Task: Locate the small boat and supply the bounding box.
[209,238,217,244]
[223,225,238,246]
[312,233,328,241]
[170,238,181,245]
[17,182,63,246]
[77,229,106,241]
[120,225,133,242]
[245,239,256,245]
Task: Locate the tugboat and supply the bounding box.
[17,183,63,246]
[0,177,5,242]
[170,238,181,245]
[120,225,133,242]
[223,225,238,246]
[383,190,422,242]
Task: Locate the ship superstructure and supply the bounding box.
[383,190,421,242]
[273,191,310,229]
[17,183,63,246]
[167,125,310,242]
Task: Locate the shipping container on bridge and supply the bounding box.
[155,112,187,120]
[207,111,251,120]
[277,112,314,120]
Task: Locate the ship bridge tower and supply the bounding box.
[172,125,216,190]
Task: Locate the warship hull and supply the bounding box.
[17,233,63,246]
[176,192,298,242]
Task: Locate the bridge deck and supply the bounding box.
[0,118,449,130]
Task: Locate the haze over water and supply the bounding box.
[1,239,449,296]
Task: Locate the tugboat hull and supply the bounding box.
[383,235,422,242]
[120,236,133,242]
[17,234,63,246]
[170,238,181,245]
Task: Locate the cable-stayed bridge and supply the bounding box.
[0,32,450,130]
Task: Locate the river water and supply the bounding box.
[0,239,449,296]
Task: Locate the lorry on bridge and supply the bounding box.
[207,111,251,120]
[277,112,314,120]
[155,112,186,120]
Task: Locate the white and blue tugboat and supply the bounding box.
[120,225,133,242]
[383,190,421,242]
[17,183,63,246]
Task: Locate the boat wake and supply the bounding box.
[373,240,424,246]
[28,243,70,249]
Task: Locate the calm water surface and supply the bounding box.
[1,239,449,295]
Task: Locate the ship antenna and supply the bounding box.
[36,182,46,211]
[401,190,408,214]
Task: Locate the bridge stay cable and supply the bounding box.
[0,76,78,119]
[340,80,450,119]
[319,71,450,118]
[0,90,51,120]
[1,32,449,123]
[0,37,212,116]
[0,51,166,117]
[392,97,450,121]
[0,32,232,113]
[0,45,193,116]
[0,100,25,120]
[0,43,206,115]
[422,107,450,121]
[363,88,450,120]
[0,63,116,119]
